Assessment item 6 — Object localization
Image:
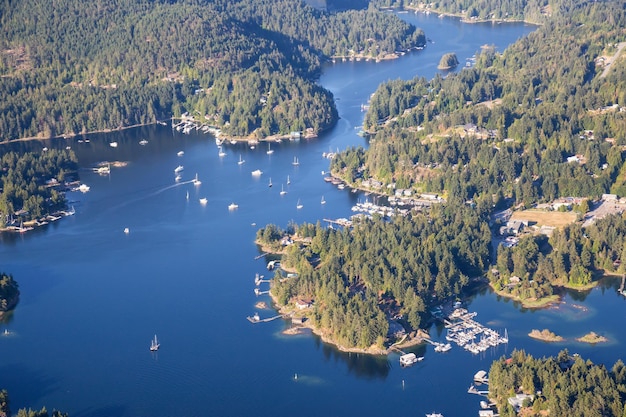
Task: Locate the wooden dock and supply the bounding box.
[247,313,290,324]
[254,252,269,260]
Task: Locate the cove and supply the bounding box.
[2,13,613,417]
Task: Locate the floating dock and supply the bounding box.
[247,313,290,324]
[444,308,508,354]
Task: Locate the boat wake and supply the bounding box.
[106,180,195,213]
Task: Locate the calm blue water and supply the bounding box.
[3,13,623,417]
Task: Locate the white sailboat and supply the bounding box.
[193,173,201,186]
[321,196,326,205]
[218,146,226,157]
[228,202,239,210]
[238,155,245,165]
[280,184,287,196]
[266,143,274,155]
[292,156,299,166]
[287,175,291,185]
[268,178,273,188]
[296,199,303,209]
[186,190,189,200]
[149,335,160,351]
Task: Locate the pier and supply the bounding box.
[444,308,508,354]
[254,288,270,296]
[254,252,270,260]
[468,385,489,396]
[323,218,353,228]
[254,273,271,286]
[247,313,290,323]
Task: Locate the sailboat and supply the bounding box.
[321,196,326,205]
[193,173,201,186]
[266,143,274,155]
[280,184,287,196]
[150,335,160,351]
[287,175,291,185]
[186,190,189,200]
[268,178,273,188]
[292,156,299,166]
[218,146,226,157]
[238,155,245,165]
[296,199,303,209]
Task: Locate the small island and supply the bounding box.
[528,328,564,342]
[437,52,459,69]
[576,331,608,344]
[0,273,19,316]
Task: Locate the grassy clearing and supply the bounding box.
[510,209,577,228]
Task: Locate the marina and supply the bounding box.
[443,309,508,354]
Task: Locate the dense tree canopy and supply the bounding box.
[489,350,626,417]
[0,0,425,141]
[258,204,491,349]
[339,0,626,207]
[0,150,78,225]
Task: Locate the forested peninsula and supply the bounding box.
[0,150,78,228]
[262,0,626,351]
[489,350,626,417]
[0,0,425,142]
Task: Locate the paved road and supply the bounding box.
[600,41,626,78]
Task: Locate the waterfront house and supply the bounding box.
[295,299,313,310]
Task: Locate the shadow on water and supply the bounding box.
[313,335,391,380]
[0,309,15,325]
[73,405,128,417]
[0,364,57,407]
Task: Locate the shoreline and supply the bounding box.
[528,328,564,342]
[489,278,601,308]
[270,289,426,356]
[403,5,540,26]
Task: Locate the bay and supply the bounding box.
[2,13,622,417]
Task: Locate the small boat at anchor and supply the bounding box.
[321,196,326,205]
[228,202,239,210]
[296,199,303,209]
[292,156,299,166]
[280,184,287,196]
[149,335,160,351]
[238,155,245,165]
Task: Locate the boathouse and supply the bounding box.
[400,353,418,366]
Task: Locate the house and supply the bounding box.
[500,220,524,236]
[295,299,313,310]
[508,394,534,412]
[602,193,618,201]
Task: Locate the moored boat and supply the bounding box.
[149,335,160,351]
